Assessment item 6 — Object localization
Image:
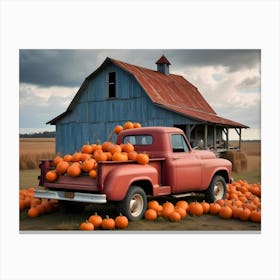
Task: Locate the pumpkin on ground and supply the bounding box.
[168,211,182,222]
[144,209,157,221]
[88,213,103,229]
[101,216,115,230]
[115,214,129,229]
[188,202,203,216]
[80,221,94,231]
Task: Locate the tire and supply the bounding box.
[205,175,226,202]
[118,186,147,221]
[59,201,85,214]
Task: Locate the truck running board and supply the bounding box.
[34,189,107,204]
[172,192,202,198]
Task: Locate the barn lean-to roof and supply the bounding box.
[47,56,248,128]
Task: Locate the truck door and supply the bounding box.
[171,134,202,193]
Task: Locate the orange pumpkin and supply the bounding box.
[128,151,138,160]
[67,163,81,177]
[114,125,123,134]
[123,121,134,129]
[175,200,189,211]
[89,169,97,179]
[63,154,73,162]
[81,144,93,154]
[136,153,149,165]
[133,122,142,128]
[209,202,222,215]
[168,211,181,222]
[188,202,203,216]
[80,221,94,231]
[144,209,157,221]
[219,205,233,219]
[115,214,129,229]
[101,216,115,230]
[147,200,160,211]
[88,212,103,229]
[200,201,210,214]
[28,207,40,218]
[122,143,134,153]
[45,170,58,182]
[161,201,175,218]
[81,158,96,172]
[174,207,187,218]
[53,156,63,167]
[72,152,82,162]
[56,161,70,175]
[250,209,261,223]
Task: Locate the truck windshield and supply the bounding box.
[171,134,189,152]
[123,135,153,145]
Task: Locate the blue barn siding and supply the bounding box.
[55,63,199,154]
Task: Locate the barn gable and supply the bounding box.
[48,56,248,154]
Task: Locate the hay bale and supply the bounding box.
[232,159,241,173]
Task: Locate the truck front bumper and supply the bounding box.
[34,189,107,204]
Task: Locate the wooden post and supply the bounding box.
[213,125,217,150]
[204,124,208,149]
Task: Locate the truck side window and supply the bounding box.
[123,135,152,145]
[171,134,189,152]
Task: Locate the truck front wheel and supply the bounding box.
[205,175,226,202]
[118,186,147,221]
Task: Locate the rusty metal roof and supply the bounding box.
[156,55,171,65]
[110,58,248,128]
[48,57,248,128]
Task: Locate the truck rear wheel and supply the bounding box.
[118,186,147,221]
[205,175,226,202]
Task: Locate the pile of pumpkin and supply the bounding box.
[144,180,261,223]
[45,121,149,182]
[19,187,59,217]
[79,213,128,231]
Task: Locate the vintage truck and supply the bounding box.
[35,126,232,221]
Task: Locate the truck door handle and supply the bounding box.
[173,157,179,160]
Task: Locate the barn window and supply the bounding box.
[108,72,116,98]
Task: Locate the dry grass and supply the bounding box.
[20,138,56,170]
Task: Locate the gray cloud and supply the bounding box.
[19,49,260,88]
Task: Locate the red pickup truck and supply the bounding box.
[35,127,232,221]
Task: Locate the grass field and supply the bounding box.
[19,138,261,231]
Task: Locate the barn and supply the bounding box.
[47,55,248,155]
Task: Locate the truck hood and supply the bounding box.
[192,150,217,159]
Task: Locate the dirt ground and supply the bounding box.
[19,139,261,232]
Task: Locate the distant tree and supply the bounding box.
[20,131,56,138]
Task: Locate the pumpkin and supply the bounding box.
[112,152,128,161]
[250,209,261,223]
[239,208,251,221]
[115,213,129,229]
[28,207,40,218]
[94,150,108,162]
[188,202,203,216]
[67,163,81,177]
[53,156,63,167]
[88,212,103,229]
[102,141,113,152]
[200,201,210,214]
[144,209,157,221]
[128,151,138,160]
[80,221,94,231]
[174,207,187,218]
[101,215,115,230]
[147,200,160,211]
[56,161,70,175]
[91,144,102,152]
[114,125,123,134]
[81,144,93,154]
[109,144,122,155]
[175,200,189,211]
[136,153,149,165]
[20,199,26,211]
[168,211,181,222]
[219,205,233,219]
[209,202,222,215]
[122,143,134,153]
[81,158,96,172]
[63,154,73,162]
[123,121,134,129]
[89,169,97,179]
[72,152,82,162]
[80,153,91,162]
[161,201,175,218]
[133,122,142,128]
[45,170,58,182]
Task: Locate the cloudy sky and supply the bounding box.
[19,49,261,139]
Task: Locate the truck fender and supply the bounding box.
[102,164,159,201]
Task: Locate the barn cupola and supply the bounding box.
[156,55,171,75]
